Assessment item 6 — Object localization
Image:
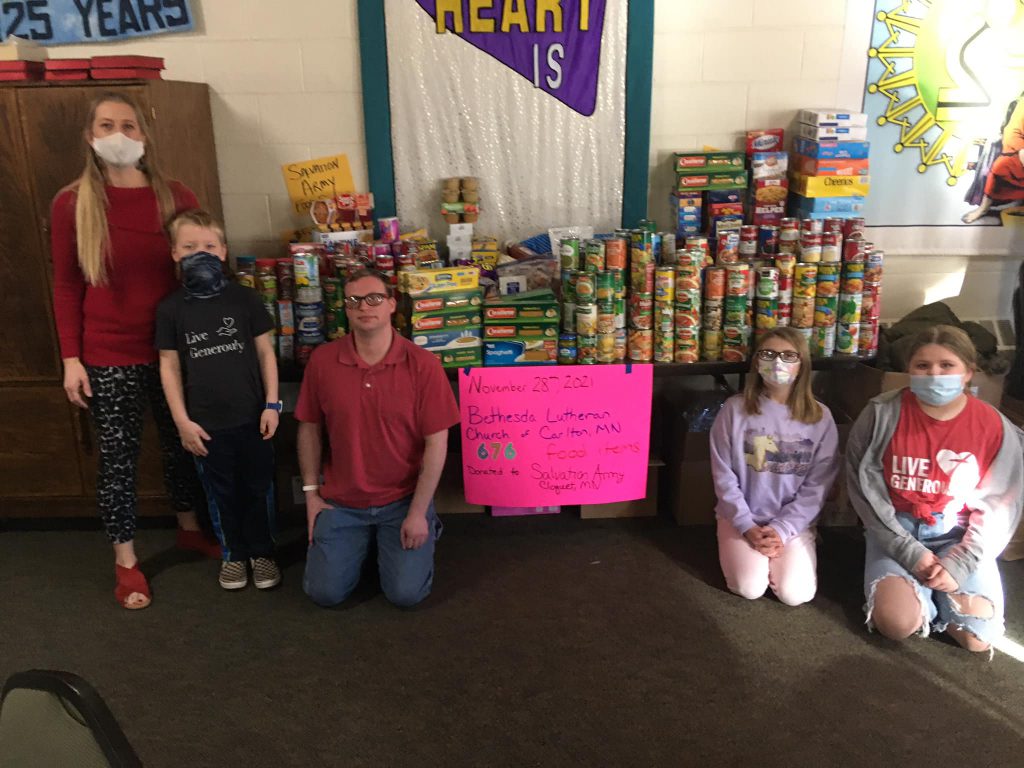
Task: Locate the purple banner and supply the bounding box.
[414,0,607,116]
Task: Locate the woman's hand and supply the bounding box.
[62,358,92,408]
[913,550,942,583]
[924,566,959,593]
[177,420,211,457]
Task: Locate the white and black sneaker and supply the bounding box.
[219,560,248,590]
[250,558,281,590]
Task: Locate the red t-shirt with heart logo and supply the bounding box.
[883,389,1004,527]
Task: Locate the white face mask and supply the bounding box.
[90,132,145,168]
[758,358,800,386]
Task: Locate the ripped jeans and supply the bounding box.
[863,513,1005,645]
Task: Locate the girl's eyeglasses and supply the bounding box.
[343,293,388,309]
[757,349,800,363]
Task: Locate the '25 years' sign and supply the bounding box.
[1,0,193,45]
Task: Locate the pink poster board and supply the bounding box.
[458,365,653,507]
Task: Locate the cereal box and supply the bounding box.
[798,109,868,127]
[793,155,870,176]
[797,123,869,142]
[746,129,785,155]
[789,194,867,216]
[793,137,871,160]
[790,173,870,198]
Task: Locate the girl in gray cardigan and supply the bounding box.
[847,325,1024,653]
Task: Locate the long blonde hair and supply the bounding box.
[69,92,176,285]
[743,327,823,424]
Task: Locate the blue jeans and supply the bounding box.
[303,496,442,608]
[864,512,1005,644]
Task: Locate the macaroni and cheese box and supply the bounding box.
[399,266,480,296]
[793,154,870,177]
[676,170,748,192]
[483,338,558,366]
[790,172,871,198]
[793,137,871,160]
[797,122,869,142]
[674,150,745,174]
[798,108,868,127]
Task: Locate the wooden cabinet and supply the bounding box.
[0,80,222,517]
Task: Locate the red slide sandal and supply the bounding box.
[114,564,151,610]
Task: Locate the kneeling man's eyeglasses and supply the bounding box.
[344,293,388,309]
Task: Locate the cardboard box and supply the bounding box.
[409,310,482,333]
[410,327,482,353]
[793,154,870,177]
[750,151,789,180]
[674,150,745,173]
[491,506,560,517]
[430,347,482,368]
[580,463,661,519]
[676,170,749,192]
[746,129,785,154]
[793,137,871,160]
[406,289,483,315]
[399,266,480,296]
[797,108,868,127]
[789,172,871,198]
[797,122,869,142]
[789,193,867,215]
[483,338,557,366]
[484,323,559,339]
[435,461,486,514]
[483,290,559,321]
[666,430,717,526]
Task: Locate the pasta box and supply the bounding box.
[405,288,483,315]
[675,170,748,192]
[430,347,482,368]
[483,338,558,366]
[399,267,480,296]
[410,327,482,352]
[674,150,745,174]
[409,310,482,333]
[482,289,559,322]
[483,323,559,339]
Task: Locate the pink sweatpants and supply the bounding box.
[716,518,817,606]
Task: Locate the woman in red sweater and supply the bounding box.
[51,92,220,609]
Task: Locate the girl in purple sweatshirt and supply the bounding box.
[710,327,839,605]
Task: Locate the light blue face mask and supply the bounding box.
[909,374,964,406]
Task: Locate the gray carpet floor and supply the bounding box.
[1,516,1023,768]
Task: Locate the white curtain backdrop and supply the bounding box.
[384,0,628,244]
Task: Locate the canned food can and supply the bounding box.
[684,237,710,266]
[660,233,677,264]
[597,332,617,363]
[843,237,868,262]
[716,231,740,265]
[594,270,614,302]
[629,292,653,325]
[702,329,723,359]
[724,294,748,326]
[631,230,654,264]
[654,304,674,333]
[862,283,882,320]
[322,278,344,310]
[703,299,723,330]
[757,226,779,257]
[675,288,701,313]
[722,325,750,362]
[256,272,277,302]
[293,253,320,288]
[815,262,841,297]
[791,296,815,329]
[631,260,655,294]
[578,334,598,365]
[725,263,750,296]
[858,320,879,356]
[865,249,884,283]
[800,218,824,236]
[793,263,818,298]
[610,268,626,299]
[739,225,759,257]
[651,233,662,263]
[824,217,845,236]
[778,228,800,257]
[674,264,701,293]
[614,297,627,329]
[575,304,598,336]
[841,262,865,295]
[597,306,616,335]
[843,217,866,240]
[575,273,596,304]
[774,254,797,279]
[814,295,839,327]
[562,301,577,333]
[277,300,295,335]
[673,333,699,363]
[584,239,606,272]
[812,324,837,358]
[558,333,577,365]
[276,258,295,300]
[560,237,581,270]
[561,268,578,302]
[674,309,701,331]
[704,266,726,300]
[654,330,675,363]
[755,266,780,299]
[655,267,676,303]
[800,233,822,262]
[836,321,859,355]
[821,232,841,263]
[296,286,323,305]
[777,301,791,327]
[628,330,653,362]
[780,217,799,232]
[605,237,627,270]
[755,298,779,330]
[614,329,628,362]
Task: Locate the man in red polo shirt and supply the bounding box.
[295,268,460,607]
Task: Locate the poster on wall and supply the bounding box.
[458,365,653,507]
[0,0,193,45]
[383,0,628,244]
[863,0,1024,234]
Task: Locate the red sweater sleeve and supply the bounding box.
[50,188,86,361]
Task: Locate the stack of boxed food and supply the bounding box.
[400,266,483,368]
[482,289,559,366]
[790,109,870,220]
[669,151,748,244]
[746,129,789,227]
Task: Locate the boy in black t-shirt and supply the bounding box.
[155,210,282,591]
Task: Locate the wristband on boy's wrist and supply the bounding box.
[265,401,283,411]
[302,484,319,492]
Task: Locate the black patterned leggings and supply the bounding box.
[86,363,200,544]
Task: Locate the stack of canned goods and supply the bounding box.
[627,229,655,362]
[558,235,627,365]
[292,248,326,366]
[722,262,751,362]
[674,251,702,362]
[701,262,724,360]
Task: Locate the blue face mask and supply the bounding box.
[180,251,226,300]
[910,374,964,406]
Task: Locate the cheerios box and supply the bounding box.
[399,266,480,296]
[790,172,870,198]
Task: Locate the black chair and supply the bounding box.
[0,670,141,767]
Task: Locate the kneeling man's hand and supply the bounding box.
[401,510,430,550]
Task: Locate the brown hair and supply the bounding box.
[344,267,393,297]
[168,209,225,247]
[743,327,823,424]
[67,92,176,285]
[904,324,977,376]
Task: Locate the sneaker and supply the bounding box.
[250,557,281,590]
[219,560,248,590]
